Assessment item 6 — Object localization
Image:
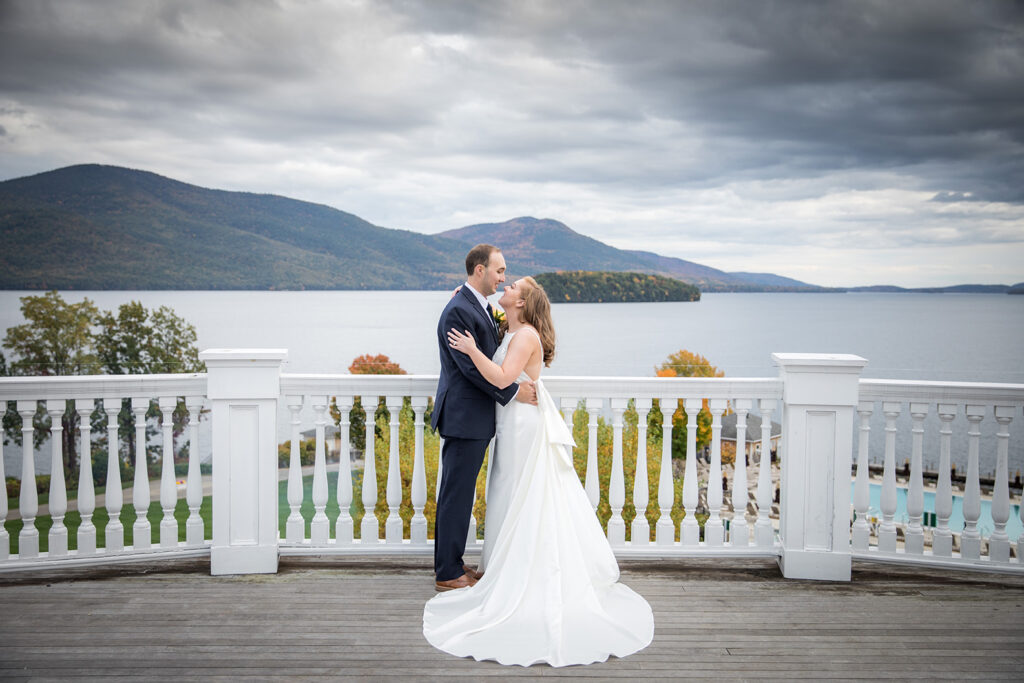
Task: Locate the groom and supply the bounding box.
[432,243,536,591]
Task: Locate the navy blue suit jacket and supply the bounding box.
[431,287,518,440]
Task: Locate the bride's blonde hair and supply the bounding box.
[500,276,555,366]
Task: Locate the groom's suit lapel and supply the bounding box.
[458,287,499,350]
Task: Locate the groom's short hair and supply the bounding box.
[465,244,500,276]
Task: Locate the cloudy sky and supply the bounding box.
[1,0,1022,287]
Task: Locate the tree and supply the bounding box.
[96,302,204,375]
[654,350,724,460]
[3,291,100,475]
[94,301,206,468]
[2,292,204,481]
[335,354,407,453]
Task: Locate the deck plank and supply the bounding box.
[1,557,1023,680]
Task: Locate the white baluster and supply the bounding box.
[731,400,751,547]
[656,399,675,545]
[989,405,1014,563]
[17,401,39,558]
[905,403,928,555]
[681,398,701,546]
[385,396,404,544]
[704,399,726,547]
[46,401,68,556]
[310,395,329,545]
[631,398,652,546]
[104,401,124,553]
[76,400,97,555]
[436,437,444,502]
[961,405,985,560]
[561,397,577,474]
[360,396,379,543]
[878,402,900,553]
[852,401,873,551]
[0,408,6,561]
[584,399,601,510]
[185,397,204,547]
[607,398,628,545]
[755,400,775,548]
[410,397,428,545]
[335,396,354,545]
[158,397,177,549]
[467,482,478,547]
[933,404,956,557]
[131,397,151,550]
[284,396,304,543]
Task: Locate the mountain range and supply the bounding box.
[1,165,1019,293]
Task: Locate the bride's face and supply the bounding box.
[498,278,526,312]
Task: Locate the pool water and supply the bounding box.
[851,482,1023,542]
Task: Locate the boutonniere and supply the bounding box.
[491,307,506,327]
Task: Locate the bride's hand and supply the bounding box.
[447,328,477,355]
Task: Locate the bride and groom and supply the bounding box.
[422,244,654,667]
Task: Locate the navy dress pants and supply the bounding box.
[434,436,489,581]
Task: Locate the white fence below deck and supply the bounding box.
[853,379,1024,573]
[1,350,1022,580]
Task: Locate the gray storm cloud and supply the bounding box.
[0,0,1021,286]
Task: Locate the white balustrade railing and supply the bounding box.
[276,373,784,560]
[2,352,1022,580]
[0,374,208,569]
[853,380,1024,572]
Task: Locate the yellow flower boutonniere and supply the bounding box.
[491,307,506,327]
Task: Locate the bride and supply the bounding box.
[422,276,654,667]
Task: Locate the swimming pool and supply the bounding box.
[850,482,1023,542]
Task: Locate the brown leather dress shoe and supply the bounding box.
[435,573,477,592]
[462,564,484,581]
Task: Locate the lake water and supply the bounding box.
[2,291,1023,479]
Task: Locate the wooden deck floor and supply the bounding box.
[1,556,1023,681]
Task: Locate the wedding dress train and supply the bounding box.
[423,331,654,667]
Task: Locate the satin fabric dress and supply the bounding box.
[423,330,654,667]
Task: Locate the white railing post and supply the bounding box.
[773,353,867,581]
[656,399,675,545]
[851,402,873,551]
[584,399,601,510]
[0,419,6,561]
[631,398,651,546]
[933,404,956,557]
[201,349,287,575]
[961,405,985,560]
[310,395,330,545]
[335,396,355,545]
[607,398,628,546]
[361,395,380,544]
[385,396,404,544]
[46,401,68,556]
[104,401,124,553]
[76,400,97,556]
[681,398,701,546]
[17,401,39,558]
[754,400,775,548]
[284,395,304,543]
[158,397,178,549]
[704,399,726,546]
[131,397,151,550]
[185,397,204,547]
[989,405,1014,563]
[878,402,900,553]
[731,399,751,547]
[905,402,928,555]
[409,396,428,545]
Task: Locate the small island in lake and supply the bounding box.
[533,271,700,303]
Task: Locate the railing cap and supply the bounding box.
[772,353,868,372]
[200,348,288,363]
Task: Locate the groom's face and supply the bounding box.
[480,251,507,296]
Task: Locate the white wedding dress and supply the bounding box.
[423,330,654,667]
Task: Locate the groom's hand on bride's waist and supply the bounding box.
[514,380,538,406]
